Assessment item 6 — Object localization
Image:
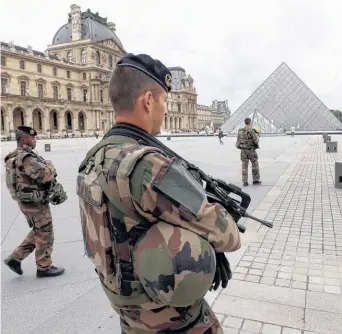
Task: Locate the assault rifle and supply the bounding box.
[186,163,273,232]
[23,145,67,205]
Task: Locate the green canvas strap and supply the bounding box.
[79,135,138,172]
[96,171,142,222]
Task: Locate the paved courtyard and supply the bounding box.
[1,134,342,334]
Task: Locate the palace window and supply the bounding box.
[1,78,8,94]
[96,51,100,65]
[53,67,57,76]
[108,55,113,69]
[53,85,58,99]
[38,111,42,130]
[37,83,44,98]
[81,49,86,64]
[100,90,103,103]
[20,60,25,70]
[83,72,86,80]
[1,56,6,66]
[20,81,26,96]
[67,51,72,62]
[67,87,72,101]
[37,63,42,73]
[83,89,87,102]
[67,70,70,79]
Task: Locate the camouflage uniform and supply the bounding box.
[77,53,241,333]
[78,136,241,334]
[4,147,56,271]
[236,128,260,183]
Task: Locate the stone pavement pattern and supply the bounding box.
[213,135,342,334]
[1,134,341,333]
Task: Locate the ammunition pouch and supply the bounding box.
[47,182,68,205]
[17,190,46,204]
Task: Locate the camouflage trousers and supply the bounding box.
[11,202,54,271]
[113,298,223,333]
[241,149,260,183]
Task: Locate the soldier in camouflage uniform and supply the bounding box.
[236,118,262,186]
[77,54,242,333]
[3,126,65,277]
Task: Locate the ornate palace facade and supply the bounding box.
[0,5,202,137]
[1,5,125,138]
[197,100,231,129]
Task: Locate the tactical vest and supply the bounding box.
[4,148,49,203]
[237,128,258,150]
[77,136,166,307]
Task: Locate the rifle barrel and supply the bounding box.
[243,212,273,228]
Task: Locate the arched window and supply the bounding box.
[81,49,86,64]
[38,111,42,130]
[78,112,85,130]
[67,51,72,62]
[66,111,72,130]
[108,55,113,68]
[96,51,100,65]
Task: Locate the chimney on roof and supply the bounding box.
[70,4,82,41]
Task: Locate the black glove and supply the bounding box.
[210,253,232,291]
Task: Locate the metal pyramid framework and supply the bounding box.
[222,62,341,132]
[230,109,282,134]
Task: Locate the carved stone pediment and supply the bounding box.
[1,71,11,78]
[35,77,46,84]
[101,39,118,50]
[51,80,61,86]
[17,75,30,83]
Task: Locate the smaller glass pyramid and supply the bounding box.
[230,109,283,134]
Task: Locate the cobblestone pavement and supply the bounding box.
[211,136,342,334]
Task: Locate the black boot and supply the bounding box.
[3,256,23,275]
[253,180,262,185]
[37,265,65,278]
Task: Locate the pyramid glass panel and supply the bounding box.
[222,63,341,132]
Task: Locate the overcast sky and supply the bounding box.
[1,0,341,111]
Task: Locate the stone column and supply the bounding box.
[59,109,65,132]
[42,107,49,133]
[3,112,9,134]
[25,107,33,127]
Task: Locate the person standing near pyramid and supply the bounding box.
[236,118,262,186]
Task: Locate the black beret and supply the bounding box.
[117,53,172,92]
[17,125,37,136]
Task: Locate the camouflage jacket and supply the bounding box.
[236,127,259,150]
[77,135,241,309]
[4,147,57,196]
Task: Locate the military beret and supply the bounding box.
[117,53,172,92]
[16,125,37,136]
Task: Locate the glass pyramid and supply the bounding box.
[222,62,341,132]
[230,109,282,134]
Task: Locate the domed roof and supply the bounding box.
[52,9,123,49]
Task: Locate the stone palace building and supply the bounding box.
[197,100,231,129]
[1,4,229,137]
